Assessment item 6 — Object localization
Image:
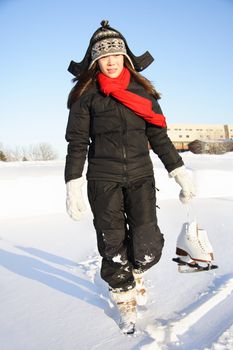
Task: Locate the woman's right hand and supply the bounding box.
[66,177,87,220]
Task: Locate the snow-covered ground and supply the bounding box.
[1,152,233,350]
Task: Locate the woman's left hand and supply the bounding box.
[170,166,196,204]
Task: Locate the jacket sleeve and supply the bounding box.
[64,96,91,183]
[146,99,184,173]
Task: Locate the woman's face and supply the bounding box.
[98,54,124,78]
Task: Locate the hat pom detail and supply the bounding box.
[100,20,110,28]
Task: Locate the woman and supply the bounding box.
[65,20,196,334]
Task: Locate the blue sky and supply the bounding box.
[1,0,233,157]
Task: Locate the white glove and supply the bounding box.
[170,166,196,204]
[66,177,87,221]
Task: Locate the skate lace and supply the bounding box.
[197,231,213,253]
[186,235,210,253]
[186,228,213,254]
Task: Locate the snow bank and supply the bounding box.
[1,153,233,350]
[1,152,233,218]
[0,160,66,218]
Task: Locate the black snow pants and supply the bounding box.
[87,177,164,292]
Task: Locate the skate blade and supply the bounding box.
[172,257,218,273]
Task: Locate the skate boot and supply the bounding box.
[173,221,218,272]
[110,288,137,334]
[133,270,147,306]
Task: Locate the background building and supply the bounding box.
[167,124,233,151]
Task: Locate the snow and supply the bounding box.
[1,152,233,350]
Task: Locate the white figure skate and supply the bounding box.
[173,221,218,272]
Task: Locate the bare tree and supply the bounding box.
[0,143,58,161]
[0,143,7,161]
[4,145,27,161]
[0,150,7,161]
[31,143,57,161]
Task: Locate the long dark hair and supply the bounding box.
[124,59,161,100]
[67,62,98,109]
[67,58,161,109]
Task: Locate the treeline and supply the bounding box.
[0,142,58,161]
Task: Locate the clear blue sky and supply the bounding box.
[1,0,233,158]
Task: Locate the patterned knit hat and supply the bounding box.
[68,20,154,78]
[89,25,134,68]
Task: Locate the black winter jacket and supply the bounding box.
[65,80,183,183]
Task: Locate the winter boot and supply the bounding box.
[110,288,137,334]
[133,270,148,306]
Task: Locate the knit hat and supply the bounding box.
[89,25,134,68]
[68,20,154,78]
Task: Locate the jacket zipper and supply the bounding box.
[118,104,128,181]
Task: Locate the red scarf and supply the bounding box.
[97,67,166,128]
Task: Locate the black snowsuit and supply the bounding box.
[65,80,183,291]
